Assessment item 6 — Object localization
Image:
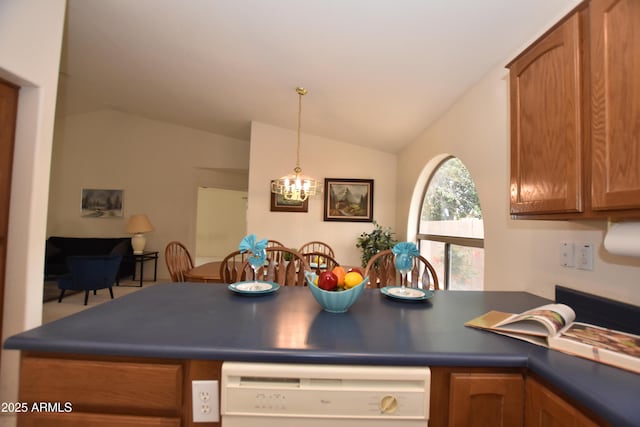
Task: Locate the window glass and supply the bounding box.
[417,157,484,290]
[448,245,484,290]
[419,158,483,238]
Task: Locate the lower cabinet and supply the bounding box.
[430,368,610,427]
[430,367,525,427]
[525,376,603,427]
[14,355,613,427]
[449,372,524,427]
[16,352,221,427]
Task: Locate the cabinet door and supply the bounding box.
[525,377,601,427]
[18,412,180,427]
[449,373,524,427]
[591,0,640,211]
[509,11,585,215]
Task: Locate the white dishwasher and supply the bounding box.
[221,362,431,426]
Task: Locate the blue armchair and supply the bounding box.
[57,255,123,305]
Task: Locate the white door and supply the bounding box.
[195,187,247,265]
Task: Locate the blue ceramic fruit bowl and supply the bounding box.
[305,272,368,313]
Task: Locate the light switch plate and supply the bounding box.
[576,242,593,271]
[560,242,574,267]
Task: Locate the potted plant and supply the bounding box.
[355,221,398,268]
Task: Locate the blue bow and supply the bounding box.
[239,234,268,254]
[392,242,419,272]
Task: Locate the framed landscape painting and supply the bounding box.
[270,181,309,212]
[323,178,373,222]
[81,189,124,218]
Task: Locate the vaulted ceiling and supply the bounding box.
[56,0,578,153]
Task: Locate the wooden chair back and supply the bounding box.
[298,241,335,258]
[218,250,250,284]
[164,241,194,282]
[364,249,439,290]
[301,251,340,275]
[267,239,285,248]
[220,247,310,286]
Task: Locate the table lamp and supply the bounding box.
[126,214,154,254]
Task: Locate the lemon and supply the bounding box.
[344,271,363,289]
[313,276,319,286]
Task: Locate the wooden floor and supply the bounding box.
[42,280,158,324]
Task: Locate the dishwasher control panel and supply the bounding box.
[221,362,430,426]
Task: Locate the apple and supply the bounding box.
[348,267,363,276]
[318,271,338,291]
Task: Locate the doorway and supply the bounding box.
[0,79,19,367]
[194,187,247,265]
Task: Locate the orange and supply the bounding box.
[332,266,346,286]
[344,271,363,289]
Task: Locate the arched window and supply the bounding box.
[417,157,484,290]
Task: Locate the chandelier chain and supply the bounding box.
[295,88,304,173]
[270,86,318,202]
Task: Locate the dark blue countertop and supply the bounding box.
[4,283,640,426]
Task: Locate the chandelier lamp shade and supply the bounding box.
[126,214,154,254]
[271,87,320,202]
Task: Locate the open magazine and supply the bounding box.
[465,304,640,375]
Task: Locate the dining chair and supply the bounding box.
[164,241,194,282]
[298,241,335,258]
[267,239,285,248]
[364,249,439,290]
[220,247,310,286]
[301,251,340,275]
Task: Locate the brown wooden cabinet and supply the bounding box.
[525,377,605,427]
[508,7,586,217]
[430,367,525,427]
[16,353,221,427]
[448,372,524,427]
[590,0,640,213]
[508,0,640,219]
[431,368,612,427]
[14,355,618,427]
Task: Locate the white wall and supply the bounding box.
[247,122,396,267]
[397,58,640,306]
[48,109,250,279]
[0,0,66,422]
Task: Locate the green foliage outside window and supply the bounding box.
[422,158,482,221]
[421,157,483,288]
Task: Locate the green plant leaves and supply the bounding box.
[355,221,398,268]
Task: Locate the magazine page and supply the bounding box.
[492,304,576,337]
[549,322,640,374]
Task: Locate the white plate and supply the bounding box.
[228,281,280,295]
[380,286,433,301]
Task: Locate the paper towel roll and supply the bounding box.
[604,222,640,257]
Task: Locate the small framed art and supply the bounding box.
[270,182,309,212]
[81,188,124,218]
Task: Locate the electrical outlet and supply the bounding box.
[560,242,574,267]
[192,380,219,423]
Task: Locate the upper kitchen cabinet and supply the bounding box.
[508,0,640,219]
[507,7,586,217]
[590,0,640,213]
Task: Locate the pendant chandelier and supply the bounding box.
[271,87,320,202]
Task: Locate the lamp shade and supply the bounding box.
[126,214,154,234]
